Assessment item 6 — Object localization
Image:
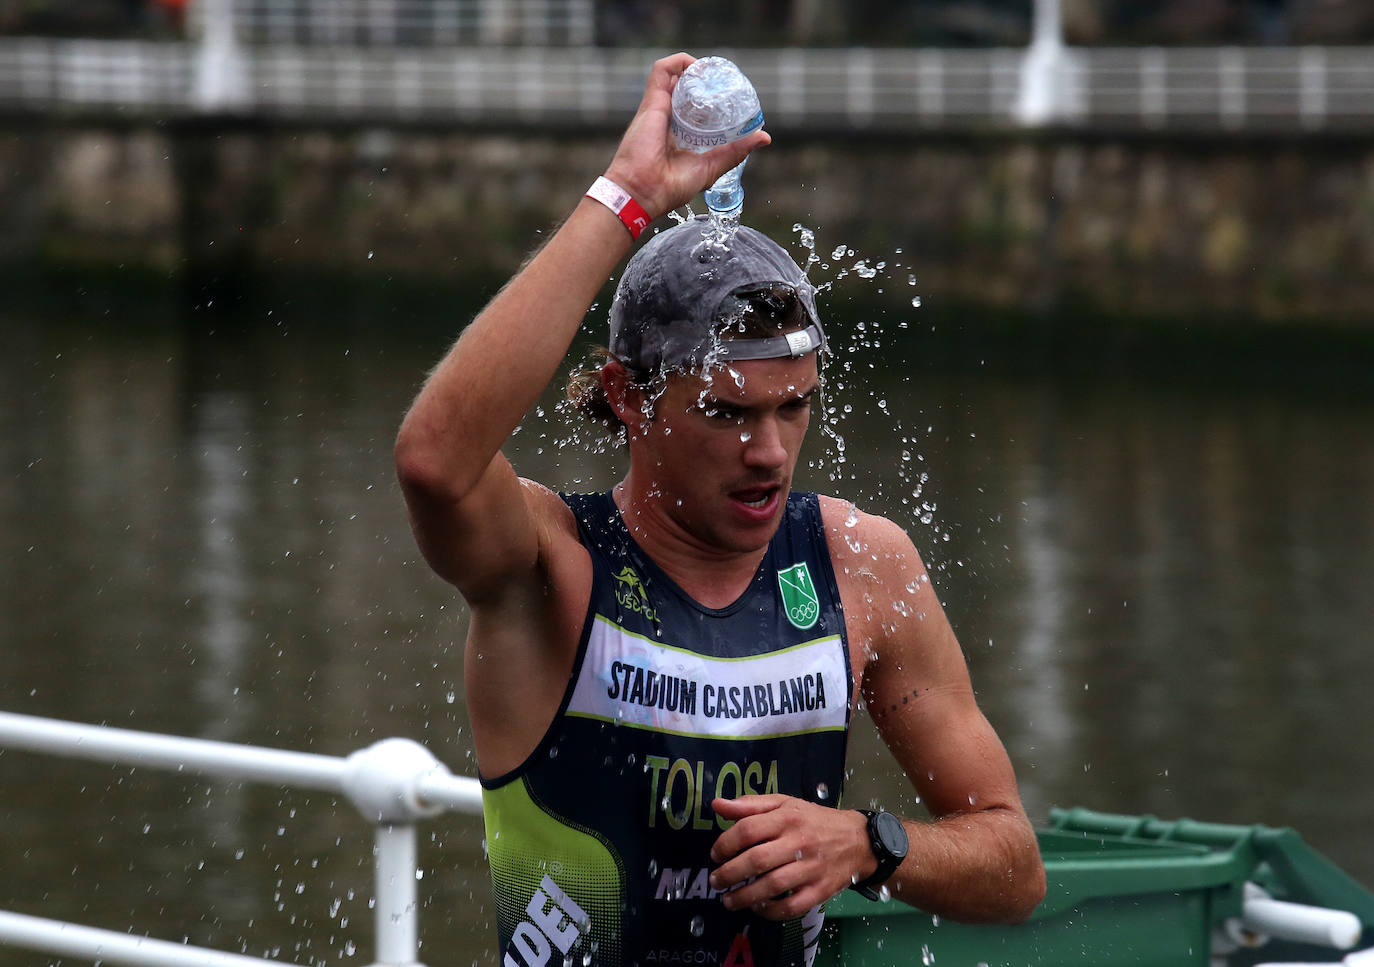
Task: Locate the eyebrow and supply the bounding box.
[696,384,819,410]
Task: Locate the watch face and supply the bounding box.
[874,811,909,858]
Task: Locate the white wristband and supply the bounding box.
[586,176,651,240]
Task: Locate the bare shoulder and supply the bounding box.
[463,478,592,778]
[816,494,925,587]
[512,475,593,606]
[815,494,953,679]
[517,476,583,547]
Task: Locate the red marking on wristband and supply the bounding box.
[587,176,651,240]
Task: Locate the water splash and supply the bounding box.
[707,208,742,240]
[546,217,953,597]
[791,223,819,275]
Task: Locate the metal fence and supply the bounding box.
[0,710,483,967]
[1070,45,1374,132]
[186,0,596,47]
[1,40,1373,132]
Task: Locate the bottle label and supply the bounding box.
[671,110,766,150]
[735,109,765,138]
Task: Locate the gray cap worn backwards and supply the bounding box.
[609,215,825,374]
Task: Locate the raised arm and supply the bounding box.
[393,53,770,599]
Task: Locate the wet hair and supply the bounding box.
[565,283,813,431]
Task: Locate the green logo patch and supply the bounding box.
[613,565,658,621]
[777,562,820,630]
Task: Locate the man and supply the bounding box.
[395,53,1044,967]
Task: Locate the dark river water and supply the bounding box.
[2,279,1373,966]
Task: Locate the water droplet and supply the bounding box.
[689,915,705,937]
[815,782,829,801]
[921,943,935,964]
[911,296,923,308]
[739,431,752,443]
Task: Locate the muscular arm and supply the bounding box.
[708,503,1044,924]
[855,515,1044,921]
[393,52,770,602]
[394,54,770,775]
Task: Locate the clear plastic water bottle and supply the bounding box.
[670,56,764,220]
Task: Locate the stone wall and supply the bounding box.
[4,124,1373,325]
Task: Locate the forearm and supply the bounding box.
[396,52,768,504]
[888,806,1045,924]
[395,196,630,500]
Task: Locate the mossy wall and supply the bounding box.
[4,125,1373,325]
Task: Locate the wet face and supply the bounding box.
[622,354,820,555]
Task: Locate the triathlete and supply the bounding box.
[395,52,1045,967]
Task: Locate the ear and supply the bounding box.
[602,358,648,435]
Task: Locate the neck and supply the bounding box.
[612,478,768,609]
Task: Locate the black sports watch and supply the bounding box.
[851,809,909,900]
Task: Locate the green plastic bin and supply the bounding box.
[816,808,1374,967]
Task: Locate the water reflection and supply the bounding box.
[192,386,257,920]
[1,296,1372,965]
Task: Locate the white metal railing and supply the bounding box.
[0,710,483,967]
[1,40,1373,132]
[185,0,596,47]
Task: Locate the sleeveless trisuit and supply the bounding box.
[481,491,852,967]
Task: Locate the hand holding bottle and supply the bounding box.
[602,53,769,223]
[670,56,764,219]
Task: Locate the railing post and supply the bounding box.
[1219,46,1245,129]
[192,0,248,111]
[1016,0,1066,125]
[1141,47,1167,128]
[342,737,446,967]
[1299,46,1327,130]
[846,48,875,128]
[372,824,424,967]
[916,49,944,122]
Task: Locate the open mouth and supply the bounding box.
[731,484,781,512]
